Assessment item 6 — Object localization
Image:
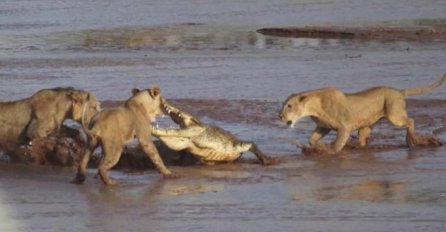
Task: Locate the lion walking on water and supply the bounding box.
[280,74,446,153]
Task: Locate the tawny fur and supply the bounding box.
[280,74,446,153]
[72,87,174,185]
[0,88,100,162]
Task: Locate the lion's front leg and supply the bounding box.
[308,127,331,146]
[138,135,176,178]
[332,128,351,153]
[358,127,372,147]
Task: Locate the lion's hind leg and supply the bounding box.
[389,116,441,148]
[386,109,417,147]
[71,149,91,184]
[404,118,418,148]
[98,142,122,185]
[385,97,420,148]
[71,134,98,184]
[358,127,372,147]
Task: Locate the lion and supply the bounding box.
[71,86,174,185]
[279,74,446,153]
[0,87,101,162]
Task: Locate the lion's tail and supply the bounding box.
[79,103,99,150]
[402,74,446,96]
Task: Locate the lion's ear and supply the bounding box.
[69,92,83,104]
[132,88,141,96]
[299,96,306,102]
[148,86,161,98]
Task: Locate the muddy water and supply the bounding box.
[1,147,446,232]
[1,0,446,231]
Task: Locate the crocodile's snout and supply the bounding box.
[162,101,174,114]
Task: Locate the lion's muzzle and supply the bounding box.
[279,113,292,126]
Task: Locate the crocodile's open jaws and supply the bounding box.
[152,100,277,165]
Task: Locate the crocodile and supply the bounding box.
[151,100,276,165]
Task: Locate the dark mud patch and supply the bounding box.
[257,21,446,42]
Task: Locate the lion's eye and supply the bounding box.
[287,104,292,109]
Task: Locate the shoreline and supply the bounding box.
[256,21,446,41]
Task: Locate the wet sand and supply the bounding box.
[1,0,446,231]
[257,24,446,41]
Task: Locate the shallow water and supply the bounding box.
[1,146,446,232]
[1,0,446,231]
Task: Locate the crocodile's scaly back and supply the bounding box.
[193,126,251,153]
[154,100,271,164]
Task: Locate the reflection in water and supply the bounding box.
[43,24,391,53]
[0,192,18,231]
[294,180,407,203]
[255,33,266,49]
[160,184,224,196]
[46,24,437,54]
[57,25,260,51]
[294,179,446,205]
[3,23,444,55]
[76,178,166,231]
[291,38,324,48]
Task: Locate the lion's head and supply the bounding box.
[70,91,101,126]
[279,94,310,128]
[131,86,166,123]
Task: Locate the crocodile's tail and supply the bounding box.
[401,74,446,96]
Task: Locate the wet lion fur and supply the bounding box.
[280,74,446,153]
